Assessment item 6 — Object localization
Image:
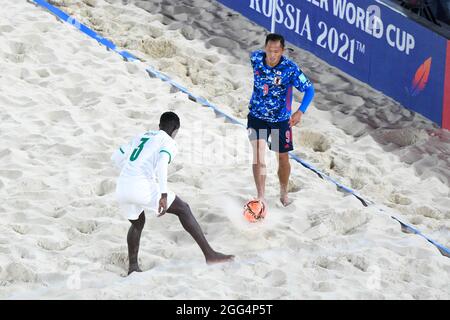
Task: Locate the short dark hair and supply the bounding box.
[265,33,285,48]
[159,111,180,131]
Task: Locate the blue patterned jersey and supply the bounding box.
[249,50,312,122]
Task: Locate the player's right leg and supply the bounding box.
[127,211,145,275]
[247,114,269,202]
[251,139,267,201]
[167,196,234,264]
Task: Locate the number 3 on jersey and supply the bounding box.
[130,138,149,161]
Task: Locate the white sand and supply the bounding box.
[0,0,448,299]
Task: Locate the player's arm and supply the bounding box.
[111,140,133,170]
[250,50,264,69]
[289,67,315,127]
[297,85,315,112]
[156,150,171,217]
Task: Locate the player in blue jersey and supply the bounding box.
[248,33,315,207]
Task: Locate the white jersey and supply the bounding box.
[111,130,178,220]
[112,130,178,181]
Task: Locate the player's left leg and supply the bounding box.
[167,196,234,264]
[270,121,293,206]
[127,211,145,275]
[277,152,292,206]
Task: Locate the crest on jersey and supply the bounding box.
[263,84,269,95]
[273,76,282,86]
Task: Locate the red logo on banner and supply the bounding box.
[410,57,432,96]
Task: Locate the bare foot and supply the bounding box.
[128,264,143,276]
[206,252,235,265]
[280,194,293,207]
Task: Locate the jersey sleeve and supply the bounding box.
[159,138,178,164]
[111,139,133,170]
[156,152,170,194]
[291,65,313,93]
[250,50,264,69]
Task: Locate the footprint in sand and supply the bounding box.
[312,281,336,292]
[171,163,184,174]
[345,254,369,272]
[350,177,366,190]
[33,21,55,33]
[80,160,103,170]
[48,110,75,124]
[72,128,84,137]
[37,238,71,251]
[73,219,99,234]
[141,38,177,58]
[125,63,140,74]
[314,256,340,270]
[5,52,25,64]
[8,41,26,55]
[388,192,412,205]
[35,69,51,78]
[125,110,152,119]
[166,230,189,245]
[202,213,228,223]
[16,191,54,201]
[287,179,303,193]
[16,246,36,260]
[51,207,67,219]
[414,206,443,220]
[264,269,287,287]
[204,54,220,64]
[104,251,128,270]
[10,224,30,235]
[0,170,23,179]
[0,25,14,33]
[0,149,12,159]
[408,215,424,227]
[50,143,82,156]
[180,25,199,40]
[5,262,39,283]
[306,209,369,238]
[95,179,116,197]
[333,114,368,138]
[173,5,202,16]
[325,92,365,109]
[208,37,239,51]
[37,52,59,65]
[314,98,341,112]
[297,130,331,152]
[109,96,127,105]
[61,87,85,106]
[373,128,427,147]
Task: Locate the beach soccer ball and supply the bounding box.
[243,199,267,223]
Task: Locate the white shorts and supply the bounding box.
[115,177,176,220]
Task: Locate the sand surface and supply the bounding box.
[0,0,448,299]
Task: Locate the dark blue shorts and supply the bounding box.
[247,114,293,153]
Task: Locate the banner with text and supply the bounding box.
[217,0,450,129]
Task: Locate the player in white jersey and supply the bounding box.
[112,112,234,275]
